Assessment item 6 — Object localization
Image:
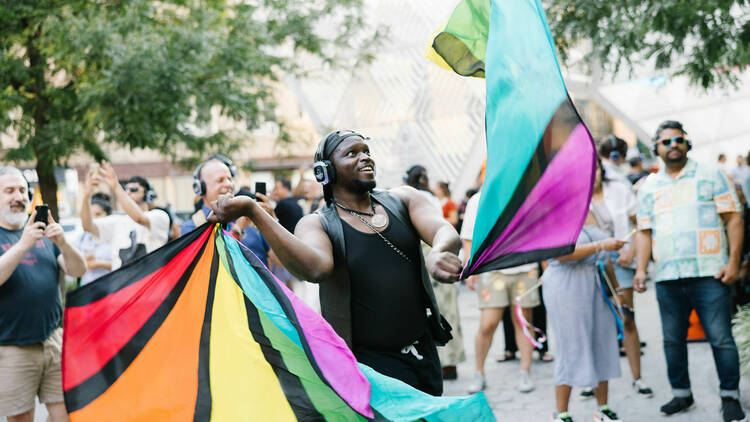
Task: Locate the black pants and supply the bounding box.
[353,331,443,396]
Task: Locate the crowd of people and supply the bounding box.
[0,120,748,422]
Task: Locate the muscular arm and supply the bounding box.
[392,186,462,281]
[392,186,460,254]
[210,196,334,282]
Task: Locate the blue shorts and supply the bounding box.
[611,251,635,289]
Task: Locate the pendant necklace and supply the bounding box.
[334,198,387,228]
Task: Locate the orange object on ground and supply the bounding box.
[686,309,706,341]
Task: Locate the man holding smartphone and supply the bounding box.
[0,166,86,422]
[180,155,275,236]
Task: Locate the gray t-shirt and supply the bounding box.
[0,227,61,345]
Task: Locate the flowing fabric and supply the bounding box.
[62,224,494,421]
[428,0,596,277]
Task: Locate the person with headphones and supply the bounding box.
[0,166,86,422]
[634,121,746,421]
[597,134,630,185]
[208,130,462,396]
[180,154,238,235]
[80,162,170,270]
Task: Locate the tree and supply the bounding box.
[547,0,750,89]
[0,0,377,219]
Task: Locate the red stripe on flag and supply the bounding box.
[63,228,212,391]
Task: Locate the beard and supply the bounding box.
[663,148,686,164]
[0,201,29,228]
[346,178,376,194]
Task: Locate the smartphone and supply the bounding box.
[34,204,49,224]
[254,182,267,198]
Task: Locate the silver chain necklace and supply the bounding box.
[337,203,413,264]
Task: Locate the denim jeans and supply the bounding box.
[655,277,741,399]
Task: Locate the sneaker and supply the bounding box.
[467,371,485,394]
[594,405,619,421]
[579,388,595,400]
[632,378,654,398]
[551,411,574,422]
[660,395,695,415]
[721,397,747,422]
[518,370,535,393]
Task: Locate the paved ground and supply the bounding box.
[443,283,744,421]
[16,283,746,422]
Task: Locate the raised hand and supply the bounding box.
[43,210,66,247]
[207,194,253,224]
[20,210,46,251]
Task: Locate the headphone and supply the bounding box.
[22,172,33,202]
[606,135,621,163]
[192,154,237,196]
[144,181,157,204]
[312,130,362,186]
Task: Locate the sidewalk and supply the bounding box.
[443,283,737,421]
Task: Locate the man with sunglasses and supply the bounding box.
[80,162,170,271]
[634,121,746,421]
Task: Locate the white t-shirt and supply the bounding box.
[460,191,536,274]
[94,210,170,270]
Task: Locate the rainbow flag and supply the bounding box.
[428,0,596,276]
[62,224,494,421]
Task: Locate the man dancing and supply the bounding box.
[210,130,462,395]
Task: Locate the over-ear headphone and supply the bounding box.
[21,171,33,202]
[192,154,237,196]
[312,130,361,186]
[144,181,157,204]
[606,135,623,163]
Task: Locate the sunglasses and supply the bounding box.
[125,186,142,193]
[656,136,688,148]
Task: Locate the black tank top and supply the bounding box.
[341,207,427,351]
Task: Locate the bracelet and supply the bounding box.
[594,241,601,254]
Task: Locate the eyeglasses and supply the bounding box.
[656,136,688,148]
[125,186,142,193]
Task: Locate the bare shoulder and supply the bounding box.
[388,185,420,203]
[294,213,325,234]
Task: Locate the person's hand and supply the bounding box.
[85,255,99,269]
[19,210,46,251]
[601,238,626,252]
[633,270,647,293]
[425,250,462,283]
[254,193,276,218]
[207,194,253,224]
[84,167,101,196]
[616,247,634,267]
[98,162,120,191]
[716,262,740,285]
[465,275,478,291]
[43,211,66,247]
